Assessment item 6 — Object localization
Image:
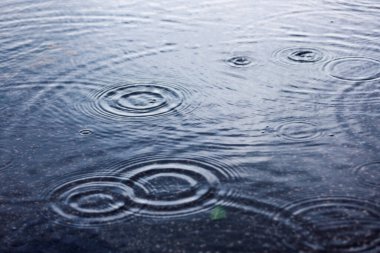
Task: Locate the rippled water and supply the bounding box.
[0,0,379,252]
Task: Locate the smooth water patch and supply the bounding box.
[273,197,380,252]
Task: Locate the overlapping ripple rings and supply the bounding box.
[1,0,380,251]
[81,83,196,120]
[46,176,139,228]
[114,158,240,218]
[45,158,240,226]
[273,197,380,252]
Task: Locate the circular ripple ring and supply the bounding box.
[273,197,380,252]
[80,83,198,120]
[324,57,380,81]
[277,121,322,141]
[114,158,239,218]
[354,162,380,188]
[273,47,325,65]
[47,176,138,227]
[227,56,254,67]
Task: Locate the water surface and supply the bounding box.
[0,0,379,252]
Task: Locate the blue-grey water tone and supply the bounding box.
[1,0,379,252]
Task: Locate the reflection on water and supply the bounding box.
[0,0,379,252]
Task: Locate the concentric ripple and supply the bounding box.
[227,56,253,67]
[82,84,194,120]
[354,162,380,188]
[324,57,380,81]
[115,158,239,218]
[273,197,380,252]
[46,176,139,227]
[273,47,325,65]
[277,121,323,141]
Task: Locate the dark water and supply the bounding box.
[1,0,380,252]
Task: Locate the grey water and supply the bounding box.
[0,0,379,252]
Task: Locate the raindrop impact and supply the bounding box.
[227,56,253,67]
[82,84,194,120]
[79,129,93,136]
[273,47,325,65]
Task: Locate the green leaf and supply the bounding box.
[210,206,226,221]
